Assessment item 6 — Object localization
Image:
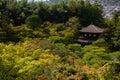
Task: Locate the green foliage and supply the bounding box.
[92,38,109,51]
[0,0,120,79]
[25,15,42,29]
[0,0,106,43]
[48,36,63,43]
[97,62,120,80]
[0,38,120,80]
[79,45,109,67]
[67,44,81,58]
[0,41,62,80]
[109,52,120,62]
[61,17,80,44]
[1,0,104,26]
[105,11,120,51]
[39,39,55,50]
[52,43,69,58]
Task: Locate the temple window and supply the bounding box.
[84,34,87,37]
[89,34,92,37]
[93,34,96,37]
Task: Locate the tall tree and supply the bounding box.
[106,11,120,51]
[25,15,42,30]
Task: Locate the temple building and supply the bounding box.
[77,24,105,44]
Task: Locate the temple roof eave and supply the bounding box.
[79,31,104,33]
[79,24,104,33]
[77,38,95,43]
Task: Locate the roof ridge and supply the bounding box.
[80,24,104,33]
[92,25,99,31]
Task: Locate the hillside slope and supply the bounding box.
[89,0,120,17]
[49,0,120,18]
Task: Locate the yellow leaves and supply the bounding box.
[39,53,60,63]
[1,39,119,80]
[16,53,61,75]
[15,52,61,75]
[49,23,65,36]
[0,40,60,71]
[33,30,44,36]
[49,28,58,36]
[61,27,75,39]
[56,72,67,80]
[44,49,51,54]
[13,25,32,32]
[66,17,79,26]
[18,65,33,73]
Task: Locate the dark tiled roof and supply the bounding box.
[80,24,104,33]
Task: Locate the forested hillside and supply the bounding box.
[0,0,120,80]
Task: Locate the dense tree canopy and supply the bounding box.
[0,0,104,26]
